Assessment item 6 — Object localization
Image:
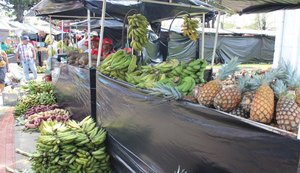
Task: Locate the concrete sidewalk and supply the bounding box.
[0,106,39,173]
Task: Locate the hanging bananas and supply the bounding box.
[182,15,199,42]
[31,116,111,173]
[128,14,149,51]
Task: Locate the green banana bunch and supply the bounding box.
[30,117,111,173]
[128,14,149,51]
[182,15,199,42]
[176,76,196,95]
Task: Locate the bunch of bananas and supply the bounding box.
[182,15,199,41]
[98,50,137,81]
[31,116,110,173]
[128,14,149,51]
[169,59,207,84]
[175,76,196,95]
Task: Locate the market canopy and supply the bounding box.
[211,0,300,14]
[84,0,214,22]
[28,0,93,19]
[70,19,123,29]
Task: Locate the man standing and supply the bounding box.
[16,35,38,81]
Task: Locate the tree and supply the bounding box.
[5,0,40,22]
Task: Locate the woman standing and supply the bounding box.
[0,50,9,92]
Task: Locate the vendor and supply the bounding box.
[84,36,115,59]
[101,38,115,59]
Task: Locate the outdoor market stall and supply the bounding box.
[30,0,300,173]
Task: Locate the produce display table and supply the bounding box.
[53,63,300,173]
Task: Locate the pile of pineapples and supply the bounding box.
[192,58,300,133]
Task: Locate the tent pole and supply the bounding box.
[96,0,107,67]
[49,16,53,70]
[87,9,97,122]
[201,13,205,59]
[211,11,221,67]
[61,20,64,54]
[88,9,92,68]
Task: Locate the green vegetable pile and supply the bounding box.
[15,81,57,117]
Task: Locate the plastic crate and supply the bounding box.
[2,92,25,106]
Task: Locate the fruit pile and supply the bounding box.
[25,108,70,129]
[26,116,110,173]
[37,66,47,74]
[182,15,199,42]
[128,14,149,51]
[98,50,137,80]
[191,58,300,133]
[98,50,207,96]
[15,81,57,117]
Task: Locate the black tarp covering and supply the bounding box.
[54,63,300,173]
[162,31,275,64]
[30,0,90,18]
[84,0,213,22]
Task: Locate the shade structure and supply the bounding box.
[70,19,123,29]
[84,0,214,22]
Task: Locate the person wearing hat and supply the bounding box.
[16,35,37,81]
[101,38,115,59]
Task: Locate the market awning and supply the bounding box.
[70,19,123,29]
[28,0,95,19]
[211,0,300,14]
[84,0,214,22]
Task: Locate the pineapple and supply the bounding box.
[230,106,250,118]
[192,84,203,99]
[197,57,240,107]
[214,74,258,112]
[296,88,300,107]
[250,69,285,124]
[240,91,255,113]
[273,80,300,132]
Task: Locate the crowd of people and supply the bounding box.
[0,30,117,93]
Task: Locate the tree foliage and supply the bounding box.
[5,0,40,22]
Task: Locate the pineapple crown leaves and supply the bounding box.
[271,80,288,98]
[262,68,287,85]
[174,166,188,173]
[217,57,240,81]
[149,83,183,100]
[278,59,300,89]
[237,74,254,93]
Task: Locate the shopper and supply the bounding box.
[37,31,47,67]
[0,50,9,92]
[16,35,38,81]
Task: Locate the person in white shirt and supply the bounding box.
[16,35,38,81]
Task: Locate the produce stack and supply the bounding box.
[15,81,57,117]
[181,15,199,41]
[27,116,110,173]
[98,50,137,81]
[98,50,207,96]
[24,104,70,129]
[128,14,149,51]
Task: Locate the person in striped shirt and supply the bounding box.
[16,35,37,81]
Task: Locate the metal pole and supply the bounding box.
[201,13,205,59]
[49,16,53,70]
[61,20,64,54]
[88,9,92,68]
[87,9,97,122]
[96,0,107,67]
[211,11,221,67]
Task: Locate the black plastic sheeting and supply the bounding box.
[84,0,213,22]
[161,31,275,64]
[53,63,300,173]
